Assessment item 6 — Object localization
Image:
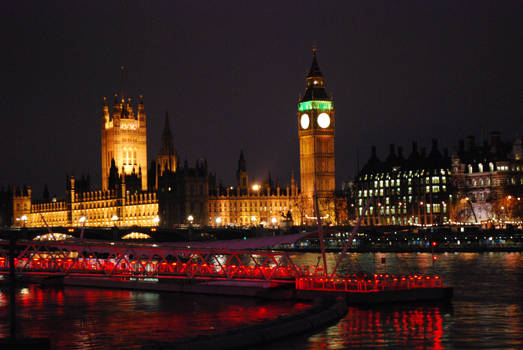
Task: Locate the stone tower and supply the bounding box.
[101,67,148,191]
[297,48,336,222]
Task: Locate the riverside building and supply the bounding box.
[352,140,452,226]
[12,50,344,228]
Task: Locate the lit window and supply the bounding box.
[489,162,494,172]
[478,163,483,172]
[432,186,440,193]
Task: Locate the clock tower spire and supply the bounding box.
[298,48,336,223]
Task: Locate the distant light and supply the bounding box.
[187,215,194,222]
[271,217,277,224]
[79,216,86,223]
[216,217,222,224]
[252,184,260,191]
[111,215,119,221]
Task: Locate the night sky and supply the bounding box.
[2,1,522,199]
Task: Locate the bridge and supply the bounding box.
[0,239,444,297]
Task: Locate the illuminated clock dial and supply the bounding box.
[300,113,310,129]
[317,112,330,128]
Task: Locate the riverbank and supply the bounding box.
[273,245,522,253]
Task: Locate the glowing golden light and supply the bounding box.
[252,184,260,191]
[33,233,73,241]
[121,232,151,240]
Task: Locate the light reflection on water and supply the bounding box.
[0,286,309,349]
[260,251,523,349]
[0,252,521,349]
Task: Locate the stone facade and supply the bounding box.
[451,132,523,224]
[352,141,452,226]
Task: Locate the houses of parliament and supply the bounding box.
[11,52,344,229]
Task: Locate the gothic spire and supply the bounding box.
[238,150,247,172]
[307,46,323,78]
[301,47,330,102]
[160,111,175,156]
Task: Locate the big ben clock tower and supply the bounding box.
[298,48,335,223]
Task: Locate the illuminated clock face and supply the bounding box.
[317,113,330,128]
[300,113,310,129]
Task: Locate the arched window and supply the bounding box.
[489,162,494,172]
[468,164,473,174]
[478,163,483,173]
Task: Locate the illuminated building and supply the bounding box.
[207,151,300,227]
[13,52,346,229]
[101,67,148,191]
[451,132,523,224]
[352,140,452,226]
[297,48,336,224]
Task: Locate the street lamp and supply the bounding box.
[252,184,260,192]
[21,215,28,228]
[153,216,160,225]
[215,217,222,226]
[251,216,257,226]
[187,215,194,225]
[111,215,118,226]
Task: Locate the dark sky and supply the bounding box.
[1,1,522,199]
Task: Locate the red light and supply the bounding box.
[433,256,437,261]
[431,241,437,247]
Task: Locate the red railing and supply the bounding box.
[295,273,443,292]
[0,241,444,292]
[0,241,309,282]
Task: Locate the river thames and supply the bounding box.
[1,251,522,349]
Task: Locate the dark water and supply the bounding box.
[1,252,522,349]
[262,252,523,349]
